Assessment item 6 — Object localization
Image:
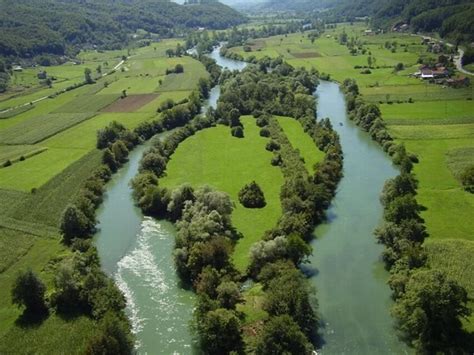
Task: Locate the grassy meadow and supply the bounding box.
[228,22,474,326]
[160,116,285,271]
[0,39,209,347]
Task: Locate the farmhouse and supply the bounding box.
[364,29,374,36]
[12,65,23,72]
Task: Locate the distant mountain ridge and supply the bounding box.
[0,0,247,59]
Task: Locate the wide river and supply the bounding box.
[94,47,407,354]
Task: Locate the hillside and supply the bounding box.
[332,0,474,43]
[0,0,246,59]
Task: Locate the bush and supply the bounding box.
[259,127,270,137]
[3,159,12,167]
[265,140,280,152]
[238,181,266,208]
[231,126,244,138]
[460,165,474,193]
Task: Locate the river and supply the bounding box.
[94,47,405,354]
[309,81,407,354]
[94,47,246,354]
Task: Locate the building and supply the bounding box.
[12,65,23,72]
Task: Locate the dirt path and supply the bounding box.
[454,49,474,76]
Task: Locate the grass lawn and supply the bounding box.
[160,116,285,271]
[276,116,325,173]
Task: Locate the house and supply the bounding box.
[364,29,374,36]
[421,69,434,79]
[12,65,23,72]
[432,66,448,78]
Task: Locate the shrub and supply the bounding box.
[231,126,244,138]
[238,181,266,208]
[460,165,474,193]
[259,127,270,137]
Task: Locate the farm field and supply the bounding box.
[0,38,208,347]
[160,116,285,271]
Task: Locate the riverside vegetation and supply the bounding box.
[132,57,343,352]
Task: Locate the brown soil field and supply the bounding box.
[292,52,322,58]
[101,94,158,113]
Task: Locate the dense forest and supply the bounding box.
[0,0,246,59]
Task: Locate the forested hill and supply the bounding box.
[331,0,474,43]
[0,0,246,58]
[254,0,473,44]
[252,0,344,13]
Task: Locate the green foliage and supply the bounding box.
[392,269,470,353]
[256,315,313,355]
[60,205,92,243]
[196,308,244,355]
[238,181,266,208]
[459,165,474,193]
[85,312,133,355]
[11,269,47,314]
[0,0,246,59]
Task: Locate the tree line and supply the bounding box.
[342,78,472,353]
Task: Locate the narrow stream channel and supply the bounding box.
[94,48,406,354]
[310,81,408,354]
[94,47,246,354]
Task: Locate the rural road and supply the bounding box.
[454,49,474,76]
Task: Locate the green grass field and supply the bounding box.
[160,116,285,271]
[0,145,47,165]
[0,113,96,145]
[276,116,325,173]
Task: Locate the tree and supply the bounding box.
[60,205,92,242]
[256,315,313,354]
[11,269,47,314]
[238,181,266,208]
[367,56,373,68]
[216,281,242,309]
[84,68,93,84]
[286,233,312,265]
[392,269,470,353]
[174,64,184,74]
[165,48,175,58]
[197,308,243,355]
[102,148,118,172]
[85,312,133,355]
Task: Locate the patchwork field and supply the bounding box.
[0,39,208,347]
[160,116,285,271]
